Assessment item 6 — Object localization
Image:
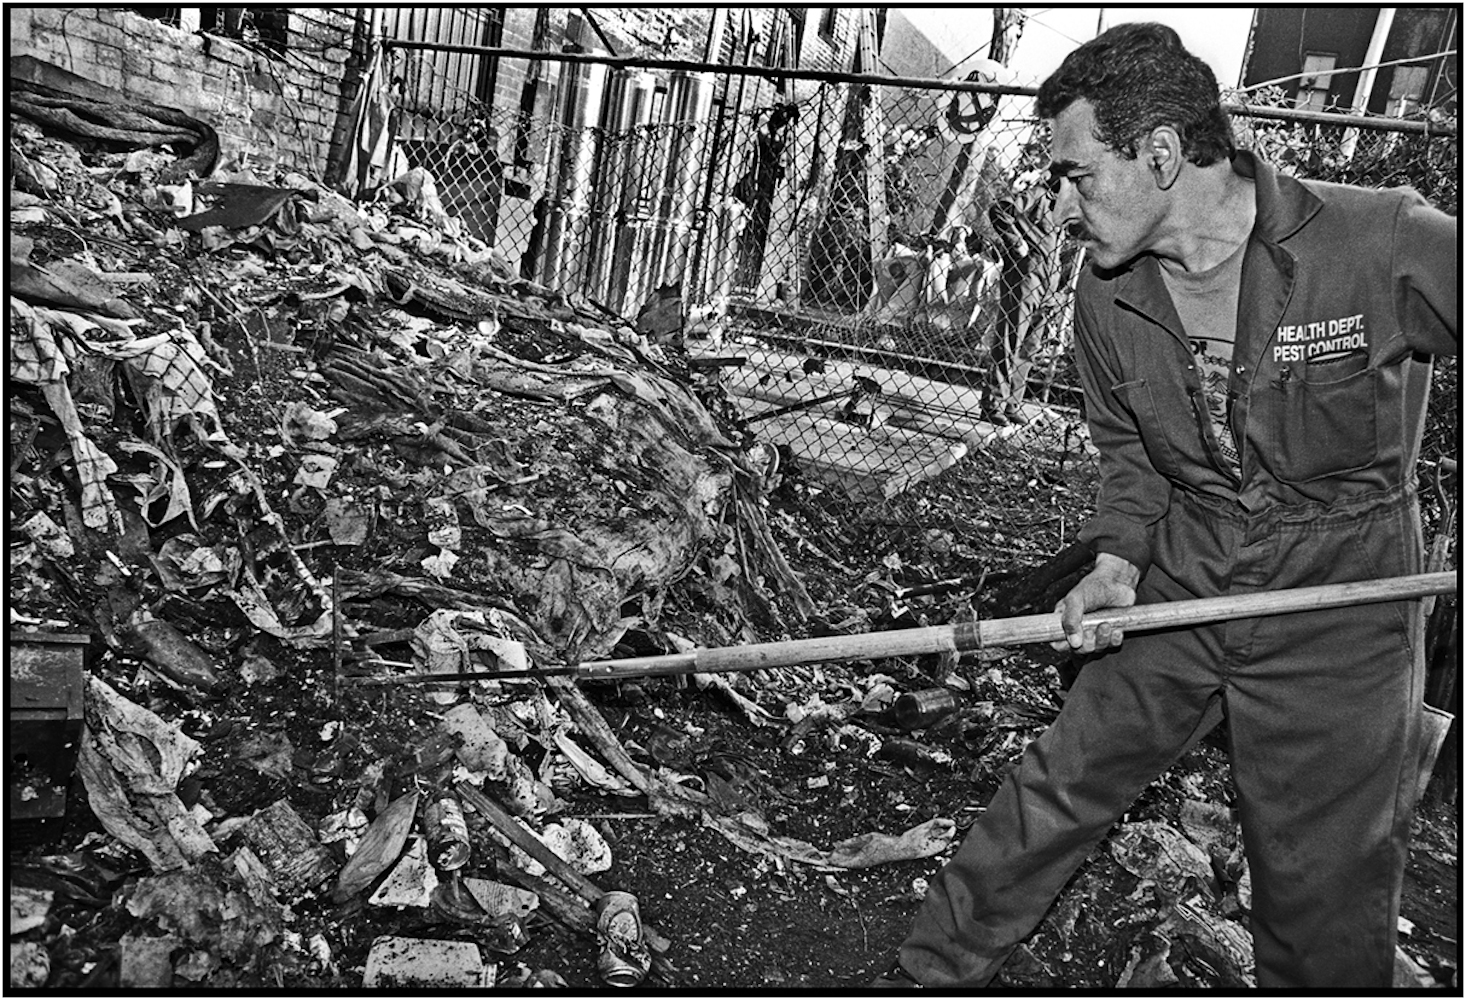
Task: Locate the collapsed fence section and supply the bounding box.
[366,37,1458,530]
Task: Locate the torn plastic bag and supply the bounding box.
[76,676,216,871]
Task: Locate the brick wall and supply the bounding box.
[4,5,870,197]
[8,7,364,181]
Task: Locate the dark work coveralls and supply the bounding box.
[900,152,1458,988]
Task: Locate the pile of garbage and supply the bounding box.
[4,62,984,989]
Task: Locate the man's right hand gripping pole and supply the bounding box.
[1052,552,1141,654]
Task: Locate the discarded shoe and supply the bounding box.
[870,961,923,988]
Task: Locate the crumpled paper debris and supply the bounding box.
[10,296,233,532]
[506,817,612,879]
[123,867,284,960]
[10,941,51,988]
[10,300,122,531]
[1109,820,1257,987]
[115,439,198,529]
[281,402,338,446]
[1109,820,1215,896]
[152,534,239,592]
[76,676,216,872]
[294,454,338,489]
[227,576,332,642]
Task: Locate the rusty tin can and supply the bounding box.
[595,890,650,987]
[893,688,959,730]
[423,793,471,871]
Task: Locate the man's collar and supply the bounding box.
[1231,149,1323,244]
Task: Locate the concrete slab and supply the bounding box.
[361,936,493,988]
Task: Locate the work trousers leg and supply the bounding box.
[898,595,1225,987]
[1217,496,1424,988]
[1225,600,1422,987]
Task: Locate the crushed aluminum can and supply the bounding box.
[893,688,959,730]
[424,793,471,871]
[594,890,650,987]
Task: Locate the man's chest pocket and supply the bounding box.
[1265,350,1379,483]
[1113,379,1185,479]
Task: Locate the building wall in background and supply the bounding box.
[1241,7,1458,117]
[5,7,882,187]
[7,7,364,181]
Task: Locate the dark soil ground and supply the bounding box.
[15,551,1460,990]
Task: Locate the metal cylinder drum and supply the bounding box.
[635,70,715,300]
[588,70,657,306]
[539,53,609,289]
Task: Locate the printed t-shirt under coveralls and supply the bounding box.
[898,151,1458,988]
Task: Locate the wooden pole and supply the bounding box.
[576,572,1457,680]
[343,573,1456,687]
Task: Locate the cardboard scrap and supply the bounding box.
[239,799,335,898]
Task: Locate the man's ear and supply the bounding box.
[1148,127,1183,190]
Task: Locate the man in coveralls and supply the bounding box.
[875,22,1458,989]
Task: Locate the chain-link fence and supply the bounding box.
[374,41,1457,541]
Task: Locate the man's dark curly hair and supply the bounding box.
[1035,22,1235,166]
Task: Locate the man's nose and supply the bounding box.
[1052,180,1080,229]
